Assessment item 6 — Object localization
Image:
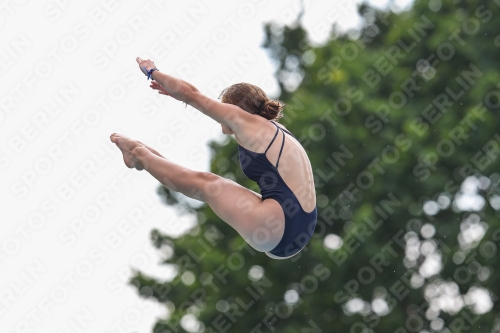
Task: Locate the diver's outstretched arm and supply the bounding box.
[137,57,257,133]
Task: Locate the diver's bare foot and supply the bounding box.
[110,133,148,170]
[137,141,165,159]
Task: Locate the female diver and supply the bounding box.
[110,57,317,259]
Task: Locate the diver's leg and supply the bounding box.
[110,133,285,252]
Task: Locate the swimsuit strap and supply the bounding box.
[276,130,285,168]
[270,120,296,138]
[268,121,291,168]
[264,125,280,154]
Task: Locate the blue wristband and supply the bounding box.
[147,68,158,80]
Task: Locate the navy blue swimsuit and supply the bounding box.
[238,121,317,257]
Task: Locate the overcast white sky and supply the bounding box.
[0,0,413,332]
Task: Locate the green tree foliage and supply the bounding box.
[130,0,500,332]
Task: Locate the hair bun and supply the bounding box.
[219,83,285,121]
[260,99,285,121]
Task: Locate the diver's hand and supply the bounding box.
[136,57,157,76]
[150,80,171,96]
